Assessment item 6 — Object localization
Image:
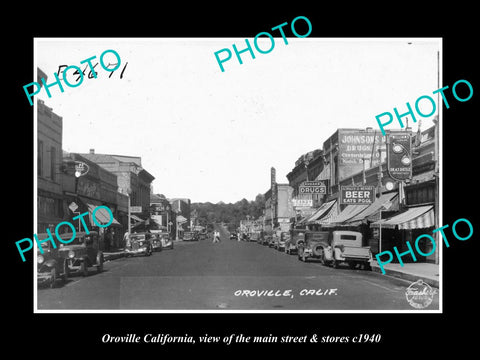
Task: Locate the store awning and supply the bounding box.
[86,203,121,226]
[314,203,338,224]
[345,192,398,226]
[177,215,187,224]
[321,204,369,227]
[303,200,336,224]
[130,214,144,223]
[371,205,434,230]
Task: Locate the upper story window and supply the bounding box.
[50,146,56,181]
[38,141,43,177]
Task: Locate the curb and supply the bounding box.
[371,264,439,288]
[103,251,126,261]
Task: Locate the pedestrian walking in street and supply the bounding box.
[213,230,220,243]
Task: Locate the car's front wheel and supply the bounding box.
[96,253,104,273]
[81,260,89,277]
[49,267,57,288]
[63,260,69,282]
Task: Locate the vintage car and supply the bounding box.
[262,232,273,246]
[57,231,104,276]
[37,234,69,288]
[274,232,290,252]
[126,232,153,256]
[183,231,197,241]
[297,231,330,262]
[157,231,174,249]
[321,230,372,270]
[268,233,277,248]
[256,231,264,244]
[285,229,305,255]
[250,232,260,242]
[149,232,163,252]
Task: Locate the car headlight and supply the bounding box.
[37,255,44,264]
[68,250,75,258]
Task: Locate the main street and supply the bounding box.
[37,226,439,311]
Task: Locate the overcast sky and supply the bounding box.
[35,38,441,204]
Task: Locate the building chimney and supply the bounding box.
[89,149,95,154]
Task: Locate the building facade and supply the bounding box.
[79,150,155,221]
[168,198,191,238]
[61,152,124,248]
[37,99,64,234]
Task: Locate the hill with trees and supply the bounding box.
[191,194,265,231]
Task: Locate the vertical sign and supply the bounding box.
[271,167,276,202]
[387,131,412,181]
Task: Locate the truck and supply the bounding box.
[297,230,372,270]
[321,230,372,270]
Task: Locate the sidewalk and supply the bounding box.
[370,261,440,288]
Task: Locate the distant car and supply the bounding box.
[263,233,272,246]
[285,230,305,255]
[183,231,197,241]
[37,234,69,288]
[250,232,260,242]
[230,233,238,240]
[56,231,104,276]
[268,234,276,248]
[275,232,289,252]
[199,232,207,241]
[126,232,153,256]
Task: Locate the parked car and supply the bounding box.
[150,231,173,250]
[250,232,260,242]
[199,231,207,240]
[321,230,372,270]
[285,229,305,255]
[262,232,272,246]
[297,231,330,262]
[274,232,290,252]
[268,233,276,248]
[126,232,153,256]
[149,233,163,252]
[256,231,264,244]
[37,234,69,288]
[230,232,238,240]
[183,231,197,241]
[160,232,174,249]
[57,231,104,276]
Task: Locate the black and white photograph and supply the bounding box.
[33,37,443,312]
[7,6,479,354]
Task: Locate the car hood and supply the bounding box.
[59,244,86,251]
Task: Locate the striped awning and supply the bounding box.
[86,203,121,226]
[314,203,338,224]
[321,204,369,227]
[371,205,434,229]
[130,214,144,223]
[303,200,336,224]
[346,192,398,226]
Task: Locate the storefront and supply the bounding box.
[371,205,435,263]
[298,199,337,230]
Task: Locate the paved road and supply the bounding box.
[37,226,439,311]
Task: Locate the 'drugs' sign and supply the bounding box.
[340,185,376,204]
